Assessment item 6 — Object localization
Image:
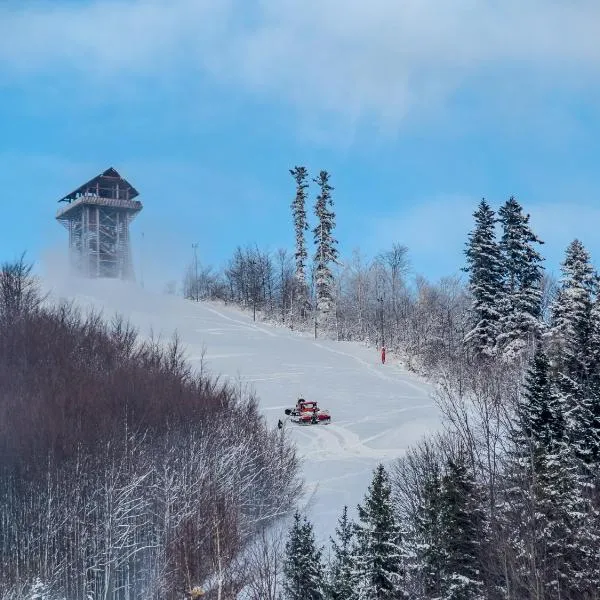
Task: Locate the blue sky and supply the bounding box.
[2,0,600,291]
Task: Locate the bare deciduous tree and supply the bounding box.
[0,261,302,600]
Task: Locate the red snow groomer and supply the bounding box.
[284,398,331,425]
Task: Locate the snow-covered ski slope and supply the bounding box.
[44,276,439,542]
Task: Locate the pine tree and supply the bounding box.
[439,452,485,600]
[283,512,325,600]
[290,166,310,287]
[463,198,504,358]
[313,171,339,314]
[497,197,544,360]
[327,506,356,600]
[354,464,405,599]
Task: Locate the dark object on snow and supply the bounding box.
[278,419,283,429]
[284,398,331,425]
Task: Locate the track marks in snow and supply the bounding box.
[312,341,430,394]
[338,403,436,428]
[290,423,407,463]
[204,306,279,337]
[246,372,307,383]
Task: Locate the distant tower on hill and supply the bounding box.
[56,167,143,279]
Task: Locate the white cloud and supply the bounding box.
[0,0,228,74]
[2,0,600,126]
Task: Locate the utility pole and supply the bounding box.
[248,256,257,322]
[192,242,199,301]
[313,270,318,339]
[140,232,145,288]
[377,296,384,347]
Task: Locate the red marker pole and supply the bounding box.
[381,346,386,364]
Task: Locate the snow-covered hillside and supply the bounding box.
[44,276,439,542]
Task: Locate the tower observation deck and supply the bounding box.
[56,167,143,279]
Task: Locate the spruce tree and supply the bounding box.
[547,239,596,380]
[580,372,600,472]
[327,506,356,600]
[586,289,600,471]
[500,347,598,599]
[439,453,485,600]
[414,458,445,599]
[283,512,325,600]
[590,277,600,370]
[313,170,339,313]
[546,241,600,471]
[290,166,310,287]
[520,347,563,447]
[463,198,504,358]
[497,197,544,360]
[354,464,405,599]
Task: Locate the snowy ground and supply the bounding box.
[43,276,440,543]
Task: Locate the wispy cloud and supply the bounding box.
[0,0,227,75]
[2,1,600,128]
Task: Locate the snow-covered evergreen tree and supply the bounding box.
[584,286,600,472]
[497,197,544,360]
[500,347,598,599]
[290,166,310,287]
[590,276,600,369]
[545,241,600,472]
[547,239,596,379]
[520,347,564,446]
[557,374,600,472]
[413,451,485,600]
[576,378,600,473]
[326,506,356,600]
[354,464,405,599]
[463,198,504,358]
[313,170,339,313]
[413,458,445,599]
[439,452,485,600]
[283,512,325,600]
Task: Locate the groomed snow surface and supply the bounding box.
[44,276,439,544]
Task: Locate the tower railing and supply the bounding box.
[56,195,142,220]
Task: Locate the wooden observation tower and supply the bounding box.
[56,168,143,279]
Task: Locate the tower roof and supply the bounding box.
[59,167,139,203]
